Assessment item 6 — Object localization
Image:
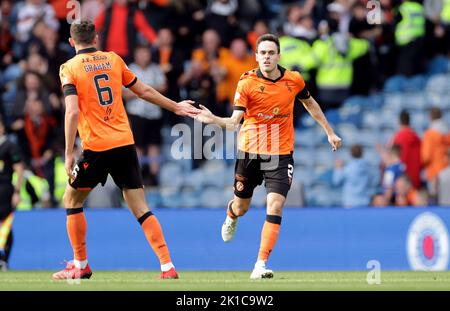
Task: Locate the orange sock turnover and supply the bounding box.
[66,208,87,261]
[257,215,281,262]
[139,211,172,265]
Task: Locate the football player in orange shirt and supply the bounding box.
[52,21,200,280]
[196,34,342,279]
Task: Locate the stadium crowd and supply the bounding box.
[0,0,450,209]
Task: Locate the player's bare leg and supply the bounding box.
[53,185,92,280]
[221,196,251,242]
[250,192,285,279]
[123,188,178,279]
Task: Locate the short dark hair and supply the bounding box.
[350,144,363,158]
[399,110,410,126]
[256,34,280,54]
[70,20,96,45]
[430,107,442,120]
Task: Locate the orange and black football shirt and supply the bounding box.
[59,47,137,152]
[234,66,310,155]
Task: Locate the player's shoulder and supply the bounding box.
[60,56,78,71]
[283,67,304,81]
[238,68,259,83]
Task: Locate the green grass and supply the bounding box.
[1,271,450,291]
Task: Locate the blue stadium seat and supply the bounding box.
[294,167,315,187]
[363,148,381,166]
[383,75,407,92]
[342,96,369,109]
[325,109,342,126]
[427,56,450,75]
[382,92,403,112]
[401,92,427,110]
[367,94,384,110]
[426,74,450,94]
[339,104,363,128]
[337,123,360,145]
[160,186,182,208]
[159,162,184,188]
[403,75,427,92]
[200,187,227,208]
[294,147,316,167]
[362,110,381,130]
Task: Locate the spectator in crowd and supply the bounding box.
[123,45,167,186]
[214,38,256,112]
[0,0,14,63]
[394,0,426,76]
[333,144,376,208]
[394,175,419,206]
[348,2,378,95]
[279,30,316,83]
[436,148,450,206]
[0,116,24,271]
[179,29,229,116]
[421,107,450,187]
[12,97,57,206]
[81,0,106,22]
[370,193,388,207]
[13,0,59,58]
[378,144,406,205]
[142,0,171,32]
[95,0,158,62]
[204,0,240,47]
[179,60,216,169]
[247,19,269,52]
[312,30,369,109]
[12,71,54,121]
[391,110,421,188]
[415,188,430,207]
[48,0,71,45]
[168,0,206,60]
[13,167,51,210]
[152,27,185,125]
[36,23,72,85]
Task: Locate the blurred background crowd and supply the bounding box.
[0,0,449,209]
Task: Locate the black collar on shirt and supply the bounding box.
[256,65,286,83]
[77,47,97,54]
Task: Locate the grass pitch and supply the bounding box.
[1,271,450,291]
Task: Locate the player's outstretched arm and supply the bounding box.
[129,80,200,118]
[195,105,244,131]
[64,94,79,178]
[300,96,342,151]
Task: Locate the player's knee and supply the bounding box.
[63,193,80,209]
[266,199,284,215]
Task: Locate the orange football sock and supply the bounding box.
[139,211,172,265]
[257,215,282,262]
[66,208,87,261]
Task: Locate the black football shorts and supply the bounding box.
[233,151,294,199]
[69,144,143,190]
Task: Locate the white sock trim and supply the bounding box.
[161,262,174,272]
[74,259,88,269]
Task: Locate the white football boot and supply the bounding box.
[221,216,238,242]
[250,261,274,279]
